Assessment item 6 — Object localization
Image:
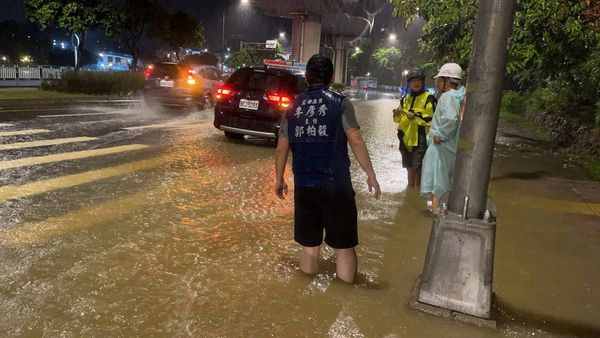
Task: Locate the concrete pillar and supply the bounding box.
[291,13,321,63]
[333,36,347,84]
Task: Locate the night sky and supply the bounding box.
[1,0,292,52]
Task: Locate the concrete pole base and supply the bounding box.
[409,275,498,330]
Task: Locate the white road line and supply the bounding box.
[0,136,97,151]
[0,123,13,127]
[0,157,161,203]
[39,111,135,118]
[122,121,203,130]
[0,129,51,137]
[0,144,149,171]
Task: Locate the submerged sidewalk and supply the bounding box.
[372,114,600,336]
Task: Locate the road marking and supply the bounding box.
[0,144,149,171]
[39,111,135,118]
[0,129,51,137]
[507,196,600,217]
[0,188,157,245]
[0,158,161,203]
[0,123,13,127]
[123,121,203,130]
[0,136,97,151]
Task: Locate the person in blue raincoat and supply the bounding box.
[420,63,465,214]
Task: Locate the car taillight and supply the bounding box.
[144,64,154,78]
[216,86,233,100]
[280,96,291,108]
[268,93,292,110]
[186,70,196,85]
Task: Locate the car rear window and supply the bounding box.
[226,69,305,93]
[152,64,182,79]
[247,71,283,91]
[205,68,221,80]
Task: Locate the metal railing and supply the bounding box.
[0,65,73,81]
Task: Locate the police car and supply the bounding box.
[213,60,306,140]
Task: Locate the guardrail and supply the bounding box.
[0,65,77,87]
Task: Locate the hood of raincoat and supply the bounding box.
[448,86,466,107]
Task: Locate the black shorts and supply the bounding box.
[294,187,358,249]
[398,128,428,169]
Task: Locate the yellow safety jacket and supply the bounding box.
[393,90,436,151]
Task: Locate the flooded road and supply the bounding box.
[0,98,598,337]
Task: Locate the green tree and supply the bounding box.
[23,0,113,70]
[372,47,407,84]
[348,49,364,78]
[389,0,476,69]
[227,44,284,69]
[389,0,600,87]
[155,12,205,61]
[107,0,168,71]
[389,0,600,120]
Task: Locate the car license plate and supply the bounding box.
[159,80,174,88]
[239,99,259,110]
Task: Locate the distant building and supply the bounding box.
[96,52,133,71]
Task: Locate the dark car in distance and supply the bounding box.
[143,62,206,111]
[213,67,306,140]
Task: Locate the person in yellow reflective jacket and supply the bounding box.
[393,69,437,188]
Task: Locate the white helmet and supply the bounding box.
[434,63,463,80]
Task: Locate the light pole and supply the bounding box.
[413,0,517,323]
[222,0,250,71]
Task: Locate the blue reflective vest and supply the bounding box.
[287,85,352,189]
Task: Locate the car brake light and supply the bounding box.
[186,70,196,85]
[144,64,154,78]
[280,96,291,108]
[216,86,233,100]
[268,92,292,109]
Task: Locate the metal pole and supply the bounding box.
[448,0,516,218]
[222,11,226,72]
[412,0,516,322]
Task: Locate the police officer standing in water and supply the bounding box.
[393,69,437,188]
[274,54,381,284]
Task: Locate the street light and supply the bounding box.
[355,47,361,53]
[388,33,397,41]
[279,32,285,38]
[222,0,250,71]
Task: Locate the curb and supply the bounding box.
[0,98,143,112]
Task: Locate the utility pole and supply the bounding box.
[412,0,516,324]
[222,11,226,72]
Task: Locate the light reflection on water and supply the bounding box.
[0,101,598,337]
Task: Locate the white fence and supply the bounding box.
[0,65,73,80]
[0,66,17,80]
[0,65,74,87]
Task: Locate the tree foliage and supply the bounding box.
[155,12,205,61]
[107,0,168,71]
[227,45,284,69]
[372,47,413,84]
[372,47,402,70]
[23,0,113,69]
[390,0,600,120]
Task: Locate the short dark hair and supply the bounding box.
[305,54,334,86]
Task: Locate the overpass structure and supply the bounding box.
[251,0,385,83]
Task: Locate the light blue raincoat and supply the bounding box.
[420,86,465,199]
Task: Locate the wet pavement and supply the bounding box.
[0,96,598,337]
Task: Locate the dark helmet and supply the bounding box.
[306,54,334,86]
[406,68,425,82]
